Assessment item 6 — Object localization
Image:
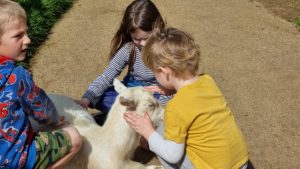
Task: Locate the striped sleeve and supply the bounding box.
[82,42,173,106]
[82,43,131,105]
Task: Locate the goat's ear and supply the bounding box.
[119,96,136,111]
[114,79,127,93]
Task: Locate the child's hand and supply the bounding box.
[143,85,162,93]
[48,116,68,129]
[75,98,90,109]
[123,111,155,139]
[55,116,68,127]
[144,85,175,96]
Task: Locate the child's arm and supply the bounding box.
[148,132,185,164]
[124,112,185,163]
[76,98,90,109]
[82,44,131,106]
[144,85,176,96]
[19,70,60,126]
[25,86,60,126]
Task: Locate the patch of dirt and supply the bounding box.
[253,0,300,21]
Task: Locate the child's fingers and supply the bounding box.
[144,112,150,119]
[124,112,137,125]
[59,116,65,121]
[77,98,90,109]
[144,85,158,92]
[143,112,151,121]
[124,112,143,128]
[73,99,80,104]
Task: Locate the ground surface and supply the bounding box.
[30,0,300,168]
[253,0,300,22]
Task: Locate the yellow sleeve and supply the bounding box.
[164,102,189,144]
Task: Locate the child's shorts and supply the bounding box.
[34,129,72,169]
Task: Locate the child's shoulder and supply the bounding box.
[121,42,133,50]
[12,65,32,78]
[198,74,217,86]
[0,61,29,77]
[115,42,134,56]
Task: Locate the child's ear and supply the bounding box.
[158,66,171,75]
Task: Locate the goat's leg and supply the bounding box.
[122,160,164,169]
[146,165,164,169]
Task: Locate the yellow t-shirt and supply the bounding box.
[164,74,248,169]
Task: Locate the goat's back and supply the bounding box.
[42,89,164,169]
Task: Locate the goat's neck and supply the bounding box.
[103,106,138,140]
[102,107,140,157]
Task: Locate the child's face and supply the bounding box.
[131,29,151,48]
[0,17,31,62]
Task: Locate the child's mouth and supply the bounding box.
[21,49,27,53]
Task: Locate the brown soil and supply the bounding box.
[253,0,300,21]
[30,0,300,168]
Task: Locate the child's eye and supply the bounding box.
[13,33,23,38]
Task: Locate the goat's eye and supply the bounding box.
[149,104,155,108]
[148,102,158,109]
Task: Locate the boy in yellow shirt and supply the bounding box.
[124,27,249,169]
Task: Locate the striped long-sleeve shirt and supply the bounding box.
[83,42,171,106]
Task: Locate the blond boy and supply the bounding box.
[0,0,82,168]
[124,27,249,169]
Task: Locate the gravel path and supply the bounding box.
[30,0,300,168]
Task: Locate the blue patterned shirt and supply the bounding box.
[0,56,59,169]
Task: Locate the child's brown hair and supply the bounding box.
[142,27,200,80]
[0,0,26,37]
[108,0,165,60]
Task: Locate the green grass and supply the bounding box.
[293,17,300,27]
[16,0,75,65]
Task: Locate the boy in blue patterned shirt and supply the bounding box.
[0,0,82,168]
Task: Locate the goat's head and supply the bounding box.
[113,79,164,125]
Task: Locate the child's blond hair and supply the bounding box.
[142,27,200,80]
[0,0,26,37]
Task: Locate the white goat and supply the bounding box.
[35,79,164,169]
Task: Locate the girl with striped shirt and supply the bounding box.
[79,0,172,116]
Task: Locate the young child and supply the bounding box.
[0,1,82,168]
[124,27,249,169]
[79,0,172,116]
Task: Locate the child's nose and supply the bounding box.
[140,40,146,47]
[24,34,31,45]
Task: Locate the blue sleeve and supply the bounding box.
[17,67,59,125]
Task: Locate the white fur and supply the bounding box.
[33,79,164,169]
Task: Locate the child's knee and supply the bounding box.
[62,127,83,152]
